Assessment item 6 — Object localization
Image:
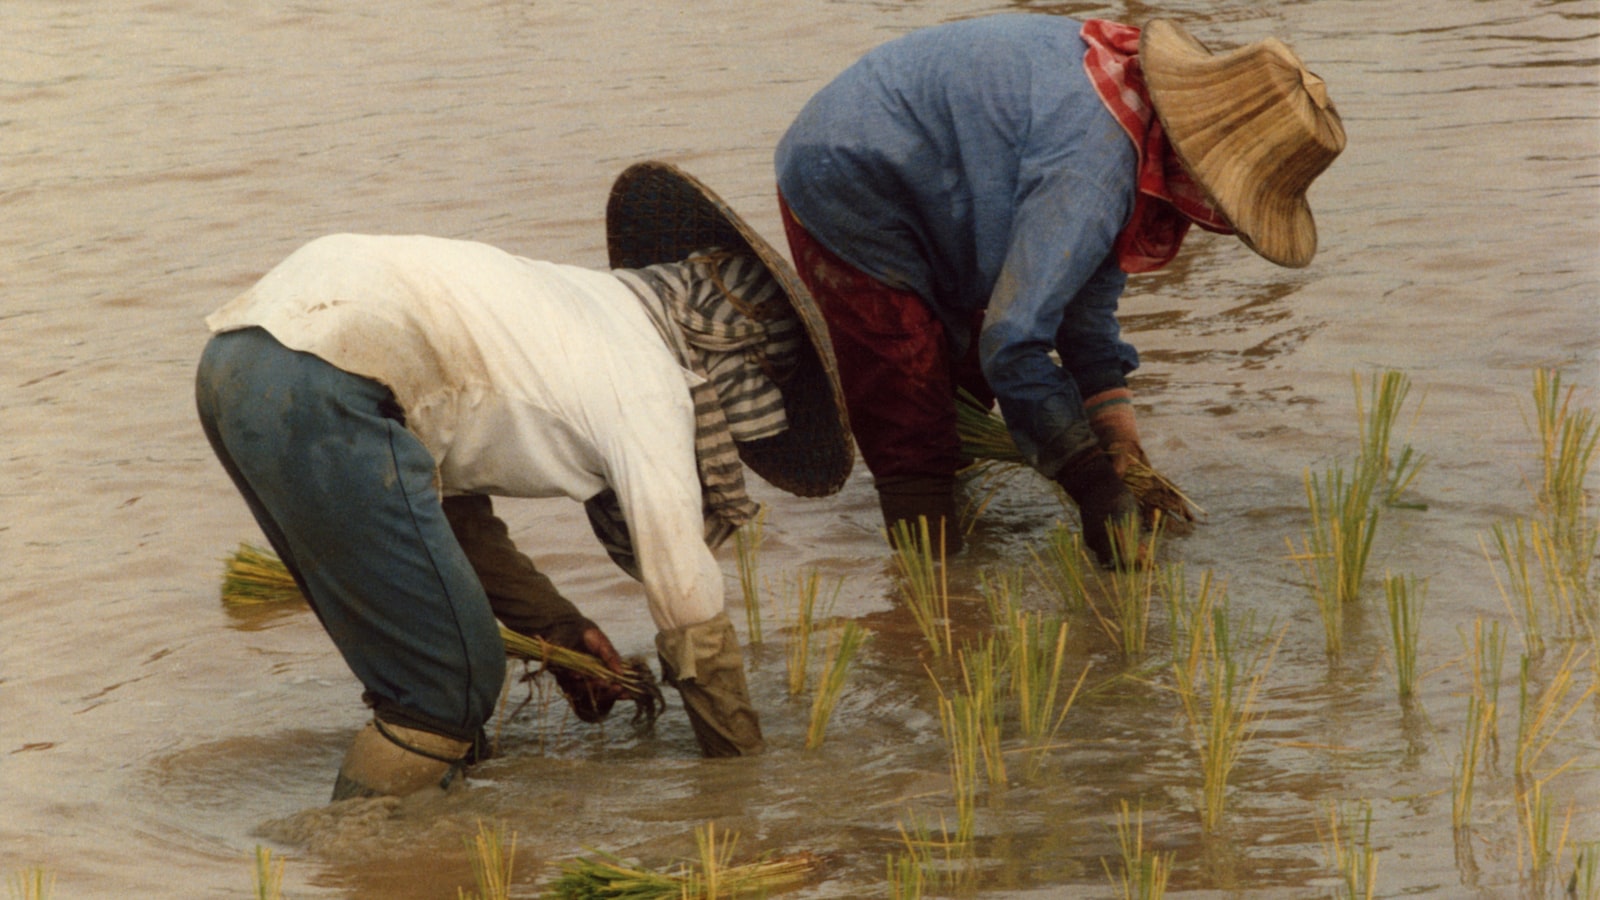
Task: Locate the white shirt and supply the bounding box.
[207,233,723,630]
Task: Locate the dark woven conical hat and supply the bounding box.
[606,160,854,497]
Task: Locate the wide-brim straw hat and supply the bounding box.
[607,160,854,497]
[1141,19,1347,268]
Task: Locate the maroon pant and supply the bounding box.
[779,196,992,483]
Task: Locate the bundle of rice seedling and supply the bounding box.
[219,544,653,697]
[544,832,819,899]
[955,389,1200,524]
[221,543,306,605]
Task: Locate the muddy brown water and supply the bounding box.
[4,1,1598,897]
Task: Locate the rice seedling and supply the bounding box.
[1005,609,1088,751]
[1163,565,1221,688]
[1449,617,1507,834]
[542,822,819,900]
[1290,461,1379,658]
[8,867,53,900]
[221,542,305,605]
[1354,368,1426,509]
[783,569,837,697]
[893,814,972,895]
[955,388,1200,524]
[941,640,1009,788]
[1531,371,1598,540]
[733,507,767,644]
[886,849,927,900]
[1513,644,1596,780]
[1031,523,1094,616]
[1465,618,1507,764]
[459,820,517,900]
[1092,520,1162,659]
[1485,518,1549,658]
[806,620,869,750]
[1515,774,1576,895]
[889,518,954,658]
[1383,572,1425,702]
[252,846,285,900]
[1570,842,1600,900]
[933,682,982,844]
[1170,601,1279,833]
[1102,799,1172,900]
[1320,799,1378,900]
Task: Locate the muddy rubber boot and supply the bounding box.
[655,613,765,758]
[330,719,473,801]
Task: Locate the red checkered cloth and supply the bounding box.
[1081,19,1235,273]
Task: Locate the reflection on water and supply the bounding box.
[3,0,1597,896]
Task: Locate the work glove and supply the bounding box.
[1084,387,1146,479]
[1054,448,1141,568]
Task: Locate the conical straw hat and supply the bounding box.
[1141,19,1346,268]
[606,160,854,497]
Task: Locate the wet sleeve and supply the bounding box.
[441,493,587,637]
[977,164,1132,478]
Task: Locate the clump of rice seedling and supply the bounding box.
[733,508,768,644]
[1485,518,1549,658]
[1289,462,1379,659]
[10,866,53,900]
[250,846,284,900]
[893,814,973,896]
[889,518,954,657]
[459,820,517,900]
[1093,521,1162,659]
[543,822,819,900]
[1170,597,1278,833]
[983,571,1089,775]
[1515,775,1576,896]
[1452,623,1502,834]
[1514,645,1596,780]
[1355,369,1426,509]
[221,543,304,605]
[933,684,983,843]
[1031,524,1094,616]
[806,621,869,750]
[955,389,1200,525]
[783,569,838,697]
[1383,572,1426,702]
[1102,799,1172,900]
[1531,369,1598,572]
[1320,800,1379,900]
[1570,842,1600,900]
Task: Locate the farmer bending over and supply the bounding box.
[776,15,1345,560]
[195,162,852,801]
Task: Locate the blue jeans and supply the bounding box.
[195,327,505,742]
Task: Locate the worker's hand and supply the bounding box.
[1085,388,1145,479]
[539,617,632,723]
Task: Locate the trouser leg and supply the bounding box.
[779,197,966,552]
[195,328,505,753]
[655,612,764,757]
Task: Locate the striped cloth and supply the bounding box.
[587,250,801,578]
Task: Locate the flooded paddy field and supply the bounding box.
[3,0,1597,896]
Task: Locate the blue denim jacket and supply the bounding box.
[776,14,1139,476]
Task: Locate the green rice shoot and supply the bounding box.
[542,822,819,899]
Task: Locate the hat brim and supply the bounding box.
[606,161,854,497]
[1140,19,1320,268]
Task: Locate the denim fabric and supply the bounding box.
[195,327,504,741]
[775,14,1140,476]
